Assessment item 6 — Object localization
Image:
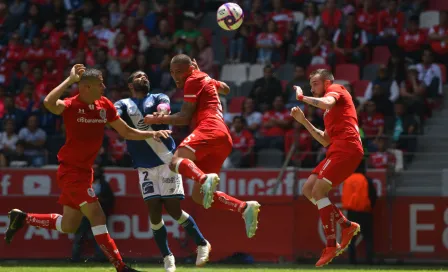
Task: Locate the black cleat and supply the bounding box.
[5,209,27,244]
[117,265,142,272]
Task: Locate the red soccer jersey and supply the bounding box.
[231,129,255,153]
[356,10,378,34]
[397,29,426,52]
[377,10,404,36]
[261,109,292,137]
[323,84,363,153]
[183,70,227,131]
[370,151,395,169]
[58,95,119,170]
[429,25,448,55]
[360,112,384,137]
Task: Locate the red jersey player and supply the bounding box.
[291,69,364,267]
[4,64,171,272]
[144,54,260,238]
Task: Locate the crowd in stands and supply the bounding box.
[0,0,445,172]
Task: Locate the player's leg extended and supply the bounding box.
[164,199,210,267]
[5,205,83,244]
[81,201,138,272]
[302,174,318,205]
[169,147,219,209]
[145,198,175,272]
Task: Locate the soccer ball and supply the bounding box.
[217,3,244,31]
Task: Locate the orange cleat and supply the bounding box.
[315,243,341,267]
[338,222,361,255]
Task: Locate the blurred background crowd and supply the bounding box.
[0,0,445,173]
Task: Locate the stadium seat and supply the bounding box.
[352,80,370,97]
[420,11,440,29]
[276,63,295,81]
[228,96,246,113]
[362,63,380,81]
[335,64,360,83]
[293,11,305,34]
[334,80,350,87]
[220,64,248,86]
[248,64,264,81]
[437,63,446,84]
[371,46,391,65]
[306,64,331,77]
[429,0,448,10]
[239,80,254,96]
[257,148,284,168]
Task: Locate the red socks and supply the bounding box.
[211,191,247,213]
[332,203,350,228]
[92,225,125,271]
[316,198,336,247]
[26,213,61,230]
[175,159,206,184]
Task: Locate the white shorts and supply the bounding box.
[137,164,184,201]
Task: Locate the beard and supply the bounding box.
[133,81,150,93]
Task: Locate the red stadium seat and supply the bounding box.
[335,64,360,83]
[281,80,288,91]
[372,46,391,65]
[306,64,331,77]
[200,28,212,44]
[228,96,246,113]
[429,0,448,10]
[437,63,446,84]
[352,80,370,97]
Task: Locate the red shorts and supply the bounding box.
[179,127,233,174]
[57,164,97,210]
[312,151,363,187]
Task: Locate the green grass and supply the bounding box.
[0,263,446,272]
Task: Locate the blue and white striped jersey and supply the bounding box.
[114,93,175,169]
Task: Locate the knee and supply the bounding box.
[169,157,181,172]
[302,181,313,199]
[311,184,326,201]
[61,220,80,234]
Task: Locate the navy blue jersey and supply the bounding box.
[114,93,175,169]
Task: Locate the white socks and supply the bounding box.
[316,197,331,210]
[151,220,165,230]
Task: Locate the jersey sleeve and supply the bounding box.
[114,100,124,116]
[324,84,343,101]
[105,98,120,123]
[155,93,170,105]
[183,78,201,103]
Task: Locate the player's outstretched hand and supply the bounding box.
[69,64,86,83]
[290,106,306,124]
[192,58,200,71]
[293,85,303,100]
[153,130,172,141]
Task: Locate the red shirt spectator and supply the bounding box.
[312,27,333,61]
[23,37,50,63]
[321,0,342,31]
[261,96,293,137]
[428,12,448,55]
[377,1,404,37]
[398,16,425,53]
[267,1,294,37]
[15,83,40,113]
[369,151,395,169]
[231,129,255,154]
[109,32,135,69]
[360,100,384,137]
[356,0,377,34]
[284,123,313,165]
[293,27,314,56]
[120,16,145,51]
[5,34,23,63]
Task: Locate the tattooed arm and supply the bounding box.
[294,85,336,110]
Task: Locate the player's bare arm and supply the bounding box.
[217,81,230,95]
[294,86,336,110]
[144,101,196,126]
[44,64,86,115]
[290,107,330,147]
[109,118,171,141]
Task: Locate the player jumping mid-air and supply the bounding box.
[4,64,171,272]
[290,69,363,267]
[115,70,210,272]
[144,54,260,238]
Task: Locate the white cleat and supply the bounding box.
[242,201,261,238]
[196,240,211,267]
[200,174,220,209]
[164,254,176,272]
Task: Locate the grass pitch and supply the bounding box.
[0,263,445,272]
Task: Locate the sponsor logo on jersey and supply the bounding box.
[162,176,180,184]
[87,188,96,197]
[89,104,95,110]
[77,117,107,123]
[78,109,85,114]
[99,108,107,119]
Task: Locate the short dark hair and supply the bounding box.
[409,15,419,24]
[309,69,334,82]
[233,115,246,125]
[80,68,102,82]
[171,54,192,65]
[128,70,146,83]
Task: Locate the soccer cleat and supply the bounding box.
[163,254,176,272]
[242,201,261,238]
[200,174,220,209]
[315,243,341,267]
[119,265,141,272]
[196,240,211,267]
[338,222,361,255]
[5,209,27,244]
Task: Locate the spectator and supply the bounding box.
[0,95,26,130]
[229,24,250,63]
[108,1,123,29]
[0,85,5,118]
[173,17,201,54]
[428,11,448,67]
[400,66,427,119]
[377,0,404,48]
[333,13,367,64]
[107,132,131,167]
[18,115,47,166]
[119,16,149,53]
[18,4,41,45]
[255,19,283,64]
[387,53,407,84]
[356,0,377,43]
[258,96,293,150]
[311,26,333,65]
[285,121,314,167]
[24,36,49,63]
[62,13,80,48]
[229,116,255,168]
[359,100,385,145]
[38,103,60,135]
[285,66,310,107]
[10,60,31,95]
[267,0,294,41]
[369,136,396,170]
[249,65,284,112]
[240,98,263,134]
[293,26,315,67]
[155,0,183,33]
[109,32,135,71]
[0,140,31,167]
[0,119,19,154]
[302,2,321,32]
[367,83,395,117]
[149,19,173,64]
[397,15,425,63]
[363,65,400,106]
[195,35,214,77]
[5,32,23,64]
[321,0,342,33]
[416,49,443,99]
[15,81,40,114]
